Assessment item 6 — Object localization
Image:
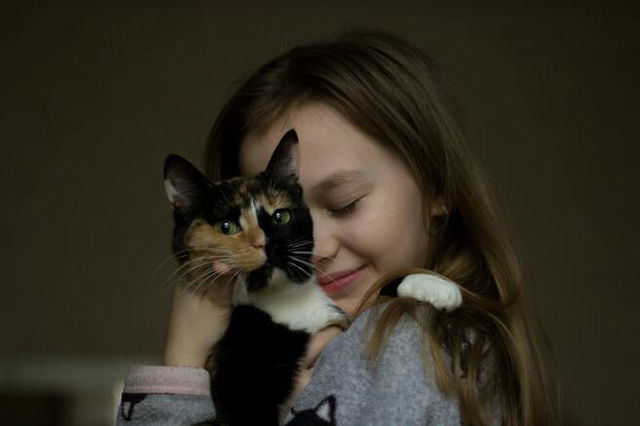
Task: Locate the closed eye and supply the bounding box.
[328,198,362,218]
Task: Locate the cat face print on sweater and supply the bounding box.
[287,396,337,426]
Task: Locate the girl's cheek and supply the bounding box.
[345,213,387,258]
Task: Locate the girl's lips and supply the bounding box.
[318,265,367,295]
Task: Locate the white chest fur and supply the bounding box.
[246,278,345,333]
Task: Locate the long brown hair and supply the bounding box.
[204,31,563,425]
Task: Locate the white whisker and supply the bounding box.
[288,256,341,286]
[160,257,212,290]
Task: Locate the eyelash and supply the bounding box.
[328,198,361,218]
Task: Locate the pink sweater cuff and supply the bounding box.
[123,365,211,396]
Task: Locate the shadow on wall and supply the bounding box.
[0,356,157,426]
[1,391,70,426]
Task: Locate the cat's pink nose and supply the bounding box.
[212,260,232,275]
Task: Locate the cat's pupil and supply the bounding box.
[220,221,236,234]
[273,210,291,225]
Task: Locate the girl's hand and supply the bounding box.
[163,279,234,368]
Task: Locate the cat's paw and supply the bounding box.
[397,273,462,313]
[326,305,350,330]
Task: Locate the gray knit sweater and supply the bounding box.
[116,308,473,425]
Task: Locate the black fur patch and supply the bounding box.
[257,204,314,284]
[210,305,311,426]
[245,263,273,292]
[379,277,404,297]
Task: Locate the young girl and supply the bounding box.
[118,31,562,425]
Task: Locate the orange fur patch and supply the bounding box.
[185,219,266,276]
[256,191,293,214]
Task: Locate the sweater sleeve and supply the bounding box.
[116,365,215,426]
[116,309,490,425]
[284,307,461,426]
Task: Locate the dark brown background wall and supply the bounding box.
[1,2,638,425]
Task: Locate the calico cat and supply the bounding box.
[163,129,463,426]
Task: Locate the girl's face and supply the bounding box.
[240,103,436,316]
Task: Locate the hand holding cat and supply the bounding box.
[163,280,234,368]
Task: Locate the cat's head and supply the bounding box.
[163,130,314,293]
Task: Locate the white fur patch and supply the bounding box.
[163,179,180,206]
[232,275,249,305]
[251,198,261,214]
[247,274,345,333]
[239,215,250,232]
[397,273,462,312]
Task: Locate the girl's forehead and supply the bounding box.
[239,103,388,189]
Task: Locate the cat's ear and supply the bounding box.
[313,395,337,423]
[163,154,213,213]
[264,129,299,183]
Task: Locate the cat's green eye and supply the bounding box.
[216,220,240,235]
[272,209,291,225]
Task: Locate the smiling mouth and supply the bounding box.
[318,265,367,294]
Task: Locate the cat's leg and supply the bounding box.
[397,273,462,313]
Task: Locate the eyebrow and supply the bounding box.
[309,169,370,198]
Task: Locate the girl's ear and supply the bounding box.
[264,129,299,183]
[163,154,213,213]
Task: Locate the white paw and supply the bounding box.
[397,273,462,312]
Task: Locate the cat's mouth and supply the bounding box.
[245,262,274,292]
[244,260,313,293]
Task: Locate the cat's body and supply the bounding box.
[163,130,462,426]
[211,305,314,425]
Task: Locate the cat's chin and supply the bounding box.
[244,263,312,293]
[233,266,301,304]
[254,267,302,293]
[267,268,289,288]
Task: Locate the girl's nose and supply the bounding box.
[311,218,339,267]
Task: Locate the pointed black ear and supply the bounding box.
[314,395,336,423]
[163,154,213,213]
[264,129,299,183]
